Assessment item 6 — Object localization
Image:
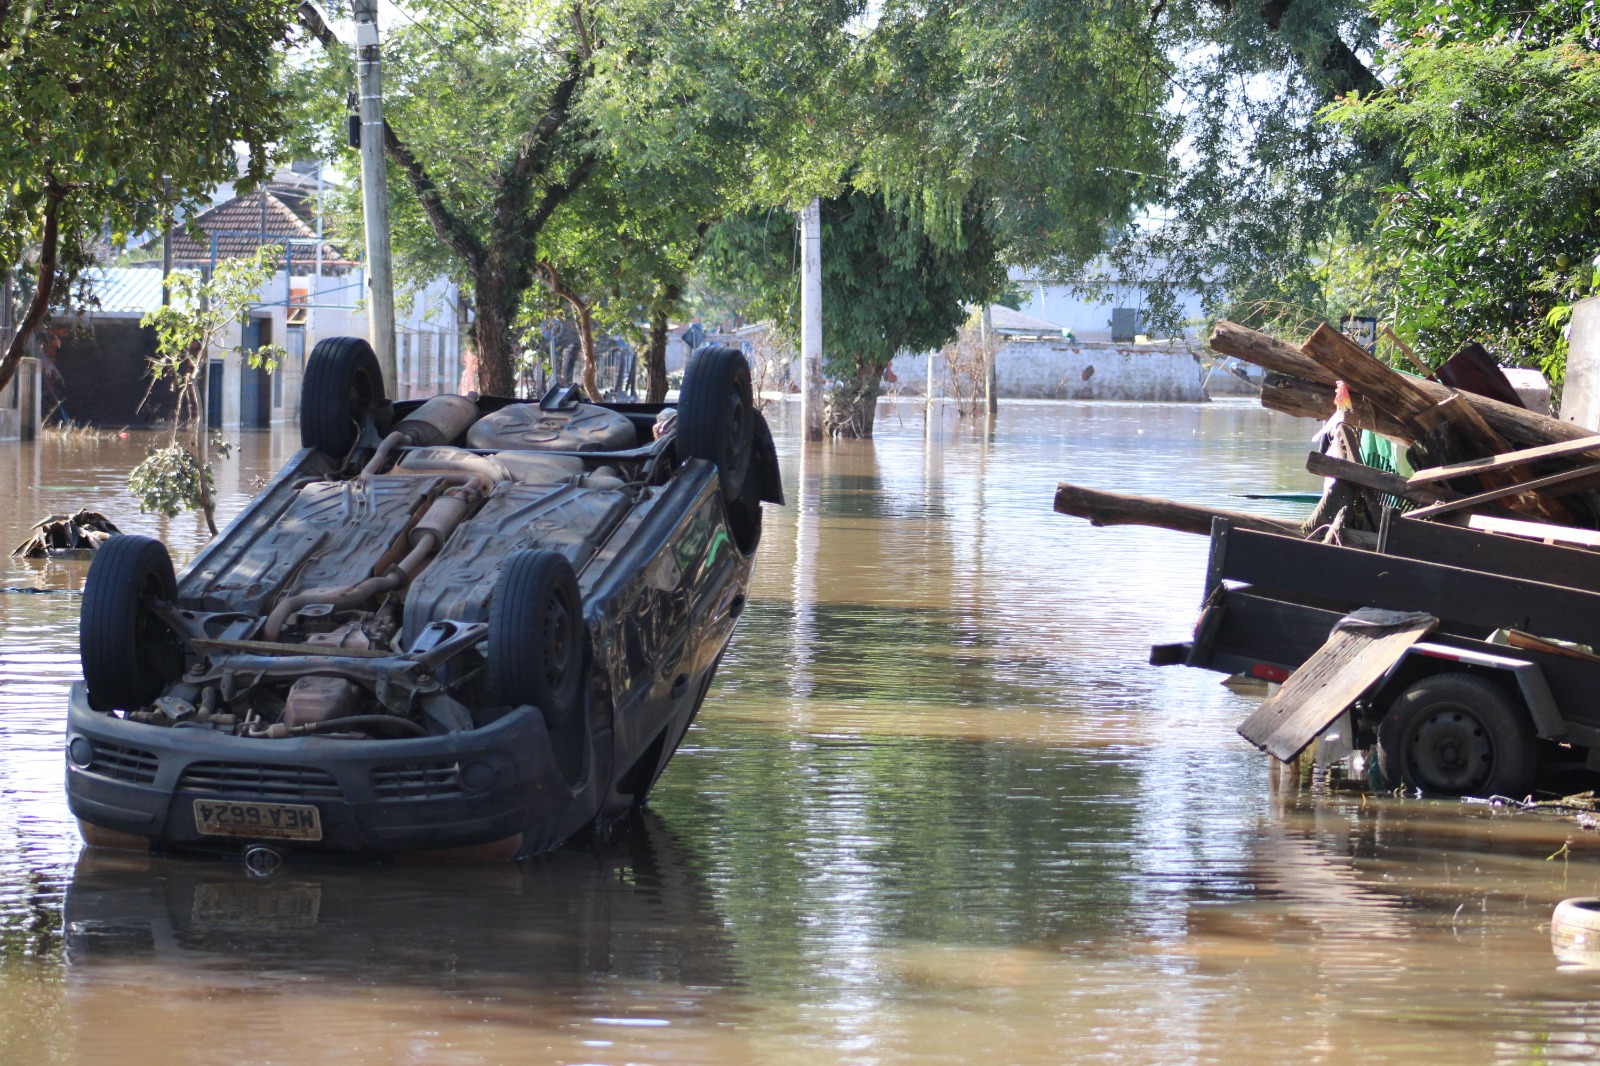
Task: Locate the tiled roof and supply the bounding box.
[138,186,356,270]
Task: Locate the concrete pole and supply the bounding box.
[981,302,997,418]
[799,197,824,441]
[354,0,397,393]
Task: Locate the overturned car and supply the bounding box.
[67,339,779,861]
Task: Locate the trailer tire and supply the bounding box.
[301,336,386,459]
[79,534,184,712]
[487,549,584,728]
[1377,672,1537,798]
[677,344,754,505]
[1552,897,1600,962]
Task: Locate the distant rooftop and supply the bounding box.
[136,184,355,270]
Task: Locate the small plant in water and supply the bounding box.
[130,246,284,535]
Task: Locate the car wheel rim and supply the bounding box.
[1407,703,1493,793]
[542,592,575,689]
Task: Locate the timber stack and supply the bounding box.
[1056,319,1600,549]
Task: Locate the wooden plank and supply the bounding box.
[1216,525,1600,650]
[1408,432,1600,487]
[1302,323,1439,424]
[1053,483,1303,538]
[1238,613,1438,761]
[1403,461,1600,520]
[1382,514,1600,593]
[1467,514,1600,550]
[1383,325,1434,379]
[1305,451,1461,505]
[1409,393,1574,522]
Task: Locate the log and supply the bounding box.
[1209,321,1336,384]
[1304,452,1461,505]
[1259,373,1416,441]
[1222,320,1591,451]
[1053,483,1302,538]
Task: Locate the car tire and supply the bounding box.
[1377,672,1537,798]
[487,549,584,728]
[300,336,386,459]
[677,344,754,504]
[79,534,184,712]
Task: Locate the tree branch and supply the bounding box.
[521,152,598,247]
[0,181,65,396]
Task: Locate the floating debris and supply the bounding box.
[11,510,122,558]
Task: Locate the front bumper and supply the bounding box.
[65,683,582,857]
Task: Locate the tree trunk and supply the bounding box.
[825,364,883,438]
[575,298,598,399]
[472,277,517,397]
[645,285,679,404]
[0,184,63,396]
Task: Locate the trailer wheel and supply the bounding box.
[79,534,184,712]
[677,344,753,504]
[1377,672,1537,798]
[487,549,584,728]
[301,336,386,459]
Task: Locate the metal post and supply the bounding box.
[982,302,997,418]
[161,177,173,308]
[354,0,397,393]
[799,197,824,441]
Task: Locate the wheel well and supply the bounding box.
[1359,660,1534,737]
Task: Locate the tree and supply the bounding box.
[295,0,859,398]
[0,0,295,394]
[130,247,287,536]
[704,189,1012,438]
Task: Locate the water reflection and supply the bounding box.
[4,403,1600,1061]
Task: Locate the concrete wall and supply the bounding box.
[887,339,1208,402]
[0,358,41,440]
[54,320,176,425]
[1562,295,1600,429]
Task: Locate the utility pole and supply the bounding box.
[981,302,997,418]
[354,0,397,393]
[799,197,824,441]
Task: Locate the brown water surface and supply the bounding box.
[3,401,1600,1064]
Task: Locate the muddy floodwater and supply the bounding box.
[6,401,1600,1064]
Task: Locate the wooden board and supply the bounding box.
[1215,525,1600,650]
[1408,432,1600,487]
[1403,460,1600,520]
[1052,483,1302,538]
[1381,513,1600,593]
[1304,451,1460,504]
[1466,514,1600,549]
[1238,613,1438,761]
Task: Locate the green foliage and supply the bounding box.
[128,443,212,519]
[0,0,296,312]
[132,246,283,532]
[1325,35,1600,375]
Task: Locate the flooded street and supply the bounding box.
[5,401,1600,1064]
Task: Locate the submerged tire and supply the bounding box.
[79,535,184,712]
[677,344,754,504]
[487,550,584,727]
[1377,672,1537,798]
[300,336,386,459]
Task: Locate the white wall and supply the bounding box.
[1009,265,1205,341]
[887,339,1208,402]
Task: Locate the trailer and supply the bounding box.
[1151,513,1600,797]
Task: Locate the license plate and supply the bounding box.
[193,799,323,841]
[191,882,322,928]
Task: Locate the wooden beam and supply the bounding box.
[1409,432,1600,487]
[1209,320,1335,385]
[1382,325,1433,379]
[1053,483,1302,538]
[1302,323,1438,424]
[1401,461,1600,521]
[1304,452,1460,504]
[1410,393,1574,523]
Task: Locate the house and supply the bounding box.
[54,174,465,430]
